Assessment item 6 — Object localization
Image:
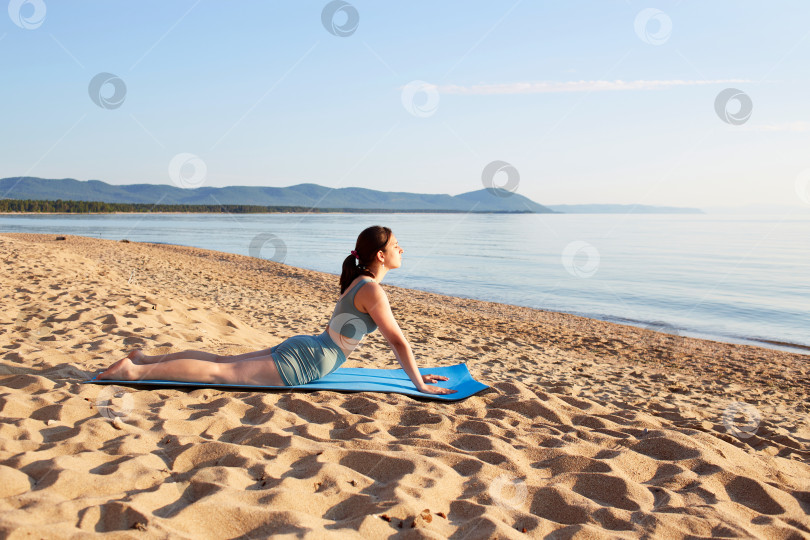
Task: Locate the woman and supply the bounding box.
[97,226,456,396]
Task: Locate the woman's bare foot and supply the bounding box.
[97,356,140,380]
[127,349,147,364]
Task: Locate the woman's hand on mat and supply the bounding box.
[419,374,455,395]
[422,374,449,384]
[418,383,457,395]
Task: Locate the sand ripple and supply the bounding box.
[1,233,808,538]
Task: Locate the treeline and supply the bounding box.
[0,198,532,214]
[0,198,338,213]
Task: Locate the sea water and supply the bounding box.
[2,212,808,353]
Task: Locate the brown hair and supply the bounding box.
[339,225,392,294]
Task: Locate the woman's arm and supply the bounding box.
[362,283,456,395]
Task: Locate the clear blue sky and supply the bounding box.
[2,1,809,207]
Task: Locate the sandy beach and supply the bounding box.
[1,232,808,538]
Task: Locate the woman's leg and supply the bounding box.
[209,347,279,363]
[97,353,285,386]
[133,347,277,365]
[135,349,218,364]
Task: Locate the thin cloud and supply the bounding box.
[436,79,752,95]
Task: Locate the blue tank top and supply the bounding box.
[329,277,378,339]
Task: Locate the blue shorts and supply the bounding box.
[271,332,347,386]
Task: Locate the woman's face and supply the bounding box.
[383,234,403,268]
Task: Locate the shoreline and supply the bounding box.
[3,225,804,355]
[143,238,810,355]
[0,210,543,215]
[3,231,808,396]
[1,231,808,537]
[598,314,810,356]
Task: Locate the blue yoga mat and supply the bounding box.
[83,362,488,401]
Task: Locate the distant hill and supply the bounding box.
[548,204,704,214]
[0,177,710,214]
[0,177,551,213]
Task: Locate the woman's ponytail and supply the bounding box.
[339,226,392,294]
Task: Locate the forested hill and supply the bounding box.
[0,177,551,213]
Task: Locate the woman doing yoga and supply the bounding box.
[97,226,457,396]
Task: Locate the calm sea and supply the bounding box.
[2,212,808,354]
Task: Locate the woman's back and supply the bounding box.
[329,276,378,339]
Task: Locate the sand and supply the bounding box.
[0,232,808,539]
